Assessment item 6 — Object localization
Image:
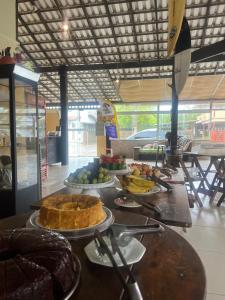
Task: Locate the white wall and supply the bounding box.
[0,0,17,53]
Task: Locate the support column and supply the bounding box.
[170,60,179,166]
[171,61,178,154]
[59,65,68,165]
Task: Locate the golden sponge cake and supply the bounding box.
[39,194,105,230]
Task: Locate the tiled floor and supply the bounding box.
[42,157,225,300]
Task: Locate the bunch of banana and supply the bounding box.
[125,175,155,194]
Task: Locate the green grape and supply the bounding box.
[98,173,104,179]
[98,178,103,183]
[82,174,88,180]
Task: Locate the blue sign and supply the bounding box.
[105,124,117,139]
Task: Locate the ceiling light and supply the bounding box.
[63,23,69,31]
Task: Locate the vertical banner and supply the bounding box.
[99,100,120,139]
[167,0,186,57]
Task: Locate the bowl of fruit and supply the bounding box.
[129,163,161,178]
[120,175,161,196]
[64,160,115,189]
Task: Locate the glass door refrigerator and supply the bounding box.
[0,64,40,217]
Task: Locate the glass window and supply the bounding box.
[0,79,12,190]
[15,81,38,189]
[115,103,157,112]
[68,110,97,157]
[159,103,171,112]
[178,112,210,140]
[210,109,225,142]
[212,101,225,110]
[178,102,210,111]
[133,129,158,139]
[117,114,157,139]
[159,113,171,137]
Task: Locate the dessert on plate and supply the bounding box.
[39,194,106,230]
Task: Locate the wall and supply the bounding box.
[0,0,17,53]
[46,110,60,132]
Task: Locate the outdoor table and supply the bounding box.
[0,210,206,300]
[183,152,225,196]
[31,183,192,228]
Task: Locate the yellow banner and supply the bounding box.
[167,0,186,57]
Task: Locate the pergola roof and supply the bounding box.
[17,0,225,103]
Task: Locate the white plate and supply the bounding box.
[84,236,146,267]
[131,185,161,196]
[114,197,141,208]
[26,207,114,240]
[64,177,116,189]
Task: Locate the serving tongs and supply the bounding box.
[117,190,162,215]
[147,174,173,191]
[109,223,165,247]
[94,229,143,300]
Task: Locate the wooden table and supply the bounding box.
[31,184,192,228]
[183,152,225,196]
[0,210,205,300]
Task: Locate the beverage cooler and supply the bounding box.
[0,64,40,218]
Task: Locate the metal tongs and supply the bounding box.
[94,229,143,300]
[147,174,173,191]
[117,190,162,215]
[109,223,165,247]
[94,223,164,300]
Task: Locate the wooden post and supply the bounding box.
[59,65,68,165]
[170,60,179,166]
[171,61,178,153]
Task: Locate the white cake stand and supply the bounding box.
[107,167,130,176]
[64,176,116,197]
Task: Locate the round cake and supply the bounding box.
[0,228,79,300]
[39,194,106,230]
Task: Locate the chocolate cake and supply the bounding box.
[0,228,79,300]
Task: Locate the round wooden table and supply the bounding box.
[0,210,206,300]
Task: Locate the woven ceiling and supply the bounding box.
[17,0,225,103]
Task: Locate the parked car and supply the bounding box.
[126,129,165,140]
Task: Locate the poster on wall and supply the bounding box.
[98,100,119,139]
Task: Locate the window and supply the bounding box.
[115,103,157,112]
[133,130,157,139]
[115,101,225,141]
[117,114,157,139]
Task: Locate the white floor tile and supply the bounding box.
[182,226,225,253]
[198,250,225,295]
[191,206,225,228]
[207,294,225,300]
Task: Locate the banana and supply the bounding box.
[126,185,149,194]
[132,179,155,188]
[127,175,155,188]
